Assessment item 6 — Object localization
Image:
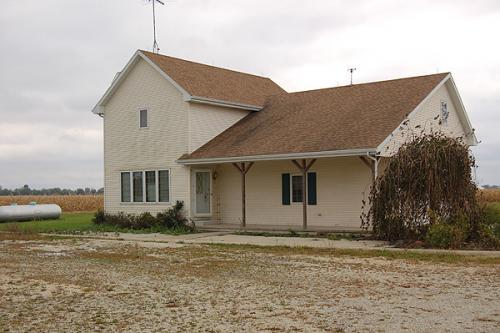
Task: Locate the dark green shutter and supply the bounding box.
[282,173,290,205]
[307,172,317,205]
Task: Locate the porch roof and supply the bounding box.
[178,73,449,165]
[178,148,376,165]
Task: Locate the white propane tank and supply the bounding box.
[0,203,62,222]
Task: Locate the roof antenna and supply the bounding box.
[348,68,357,85]
[147,0,165,53]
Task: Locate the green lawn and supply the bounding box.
[0,213,95,234]
[0,213,191,235]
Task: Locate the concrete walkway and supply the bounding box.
[49,231,500,257]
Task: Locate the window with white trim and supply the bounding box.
[291,175,303,203]
[158,170,170,202]
[282,172,317,205]
[120,170,170,203]
[133,172,143,202]
[121,172,131,202]
[145,171,156,202]
[139,109,148,128]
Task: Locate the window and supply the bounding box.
[120,169,170,203]
[145,171,156,202]
[140,109,147,128]
[440,101,449,125]
[121,172,131,202]
[158,170,170,202]
[291,175,303,203]
[133,172,143,202]
[282,172,317,205]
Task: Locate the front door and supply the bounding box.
[195,170,211,216]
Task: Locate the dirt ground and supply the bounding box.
[0,236,499,333]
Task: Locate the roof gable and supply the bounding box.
[92,50,286,115]
[180,73,452,162]
[141,51,286,108]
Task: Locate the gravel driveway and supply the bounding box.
[0,235,499,332]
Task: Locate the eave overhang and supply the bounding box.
[176,148,378,165]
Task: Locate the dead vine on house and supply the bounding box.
[361,131,479,241]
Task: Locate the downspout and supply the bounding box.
[366,152,379,180]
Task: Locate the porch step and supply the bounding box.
[196,223,369,233]
[191,218,219,226]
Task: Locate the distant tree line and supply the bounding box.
[0,185,104,196]
[483,185,500,189]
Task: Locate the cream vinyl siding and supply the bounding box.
[188,103,250,152]
[380,82,468,156]
[103,58,190,214]
[214,157,372,230]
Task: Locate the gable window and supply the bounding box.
[139,109,148,128]
[120,169,170,203]
[440,101,449,126]
[282,172,317,205]
[121,172,131,202]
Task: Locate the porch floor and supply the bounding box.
[196,222,366,233]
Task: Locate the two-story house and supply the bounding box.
[92,50,477,231]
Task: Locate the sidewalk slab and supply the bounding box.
[43,231,500,257]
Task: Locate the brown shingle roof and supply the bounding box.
[141,51,286,107]
[182,73,449,160]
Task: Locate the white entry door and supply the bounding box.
[195,171,211,216]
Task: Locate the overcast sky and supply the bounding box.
[1,0,499,189]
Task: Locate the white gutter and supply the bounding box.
[177,148,377,165]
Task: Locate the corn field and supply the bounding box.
[0,195,103,212]
[479,189,500,203]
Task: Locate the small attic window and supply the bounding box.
[139,109,148,128]
[440,101,449,125]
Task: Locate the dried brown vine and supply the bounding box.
[361,132,479,241]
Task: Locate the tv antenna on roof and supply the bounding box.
[147,0,165,53]
[348,68,357,85]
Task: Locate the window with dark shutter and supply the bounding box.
[282,173,290,205]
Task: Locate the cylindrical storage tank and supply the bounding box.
[0,204,62,222]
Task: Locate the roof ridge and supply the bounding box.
[140,50,274,81]
[285,72,450,96]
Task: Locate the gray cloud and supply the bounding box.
[0,0,499,188]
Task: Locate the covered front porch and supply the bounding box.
[185,154,383,232]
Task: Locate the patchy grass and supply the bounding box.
[0,224,45,241]
[233,230,365,241]
[207,243,500,265]
[1,237,498,332]
[0,213,193,235]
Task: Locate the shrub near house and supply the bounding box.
[92,201,195,233]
